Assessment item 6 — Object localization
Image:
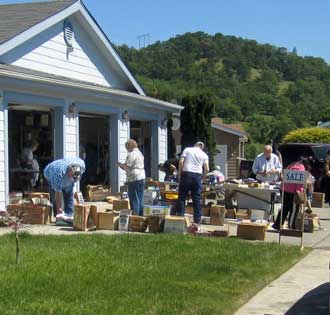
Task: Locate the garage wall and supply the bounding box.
[63,103,78,158]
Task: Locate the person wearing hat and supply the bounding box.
[44,158,85,221]
[176,141,209,224]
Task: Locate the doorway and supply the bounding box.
[8,105,54,192]
[79,113,110,194]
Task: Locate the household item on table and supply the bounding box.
[143,205,170,216]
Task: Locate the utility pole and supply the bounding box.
[137,33,150,50]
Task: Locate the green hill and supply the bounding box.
[116,32,330,151]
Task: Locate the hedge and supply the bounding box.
[283,127,330,143]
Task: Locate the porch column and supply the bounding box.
[63,101,79,158]
[53,107,64,159]
[151,119,168,181]
[110,112,130,192]
[0,91,8,209]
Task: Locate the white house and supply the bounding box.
[0,0,182,209]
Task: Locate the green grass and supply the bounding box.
[0,233,309,315]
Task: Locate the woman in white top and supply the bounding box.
[118,139,146,215]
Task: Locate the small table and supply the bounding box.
[223,183,279,218]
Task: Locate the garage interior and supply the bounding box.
[8,105,54,192]
[79,113,110,195]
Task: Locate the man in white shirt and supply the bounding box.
[176,141,209,224]
[252,145,282,182]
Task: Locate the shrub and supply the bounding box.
[283,127,330,143]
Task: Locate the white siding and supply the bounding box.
[118,120,130,187]
[12,32,110,87]
[158,126,168,181]
[0,92,6,210]
[63,105,78,158]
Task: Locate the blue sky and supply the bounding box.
[1,0,330,62]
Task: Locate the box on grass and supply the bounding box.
[143,205,170,216]
[236,209,251,220]
[164,215,186,234]
[210,205,226,226]
[113,199,130,211]
[311,192,325,208]
[97,211,116,230]
[73,205,97,231]
[237,222,267,241]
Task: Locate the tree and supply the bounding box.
[180,95,216,168]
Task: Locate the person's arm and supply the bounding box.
[252,157,260,175]
[271,156,282,174]
[203,160,210,177]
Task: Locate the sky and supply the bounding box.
[1,0,330,62]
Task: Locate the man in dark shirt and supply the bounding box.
[159,158,179,181]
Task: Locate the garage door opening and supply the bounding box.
[79,113,110,195]
[130,120,152,177]
[8,105,54,192]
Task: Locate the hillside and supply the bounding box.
[116,32,330,154]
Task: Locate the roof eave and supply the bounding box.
[0,67,183,112]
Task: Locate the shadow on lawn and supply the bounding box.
[285,282,329,315]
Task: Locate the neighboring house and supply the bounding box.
[172,117,248,178]
[0,0,182,209]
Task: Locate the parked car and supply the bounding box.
[278,143,330,180]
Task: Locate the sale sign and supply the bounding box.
[283,170,307,184]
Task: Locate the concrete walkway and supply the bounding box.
[234,206,330,315]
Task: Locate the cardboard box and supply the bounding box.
[311,192,325,208]
[210,205,226,226]
[113,199,130,211]
[73,205,96,231]
[201,206,210,217]
[225,208,236,219]
[21,205,51,225]
[97,211,116,230]
[185,205,194,215]
[86,185,112,202]
[28,192,50,201]
[236,209,251,220]
[164,215,186,234]
[296,214,320,233]
[143,205,170,216]
[237,223,267,241]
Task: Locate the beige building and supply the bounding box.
[172,117,248,178]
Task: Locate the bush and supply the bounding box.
[283,127,330,143]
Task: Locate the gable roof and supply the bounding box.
[212,117,248,139]
[0,0,78,45]
[0,0,146,95]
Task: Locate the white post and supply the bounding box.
[0,91,7,210]
[63,101,79,158]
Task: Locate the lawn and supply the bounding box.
[0,233,308,315]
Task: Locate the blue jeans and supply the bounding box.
[177,172,202,224]
[128,179,145,216]
[50,184,74,217]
